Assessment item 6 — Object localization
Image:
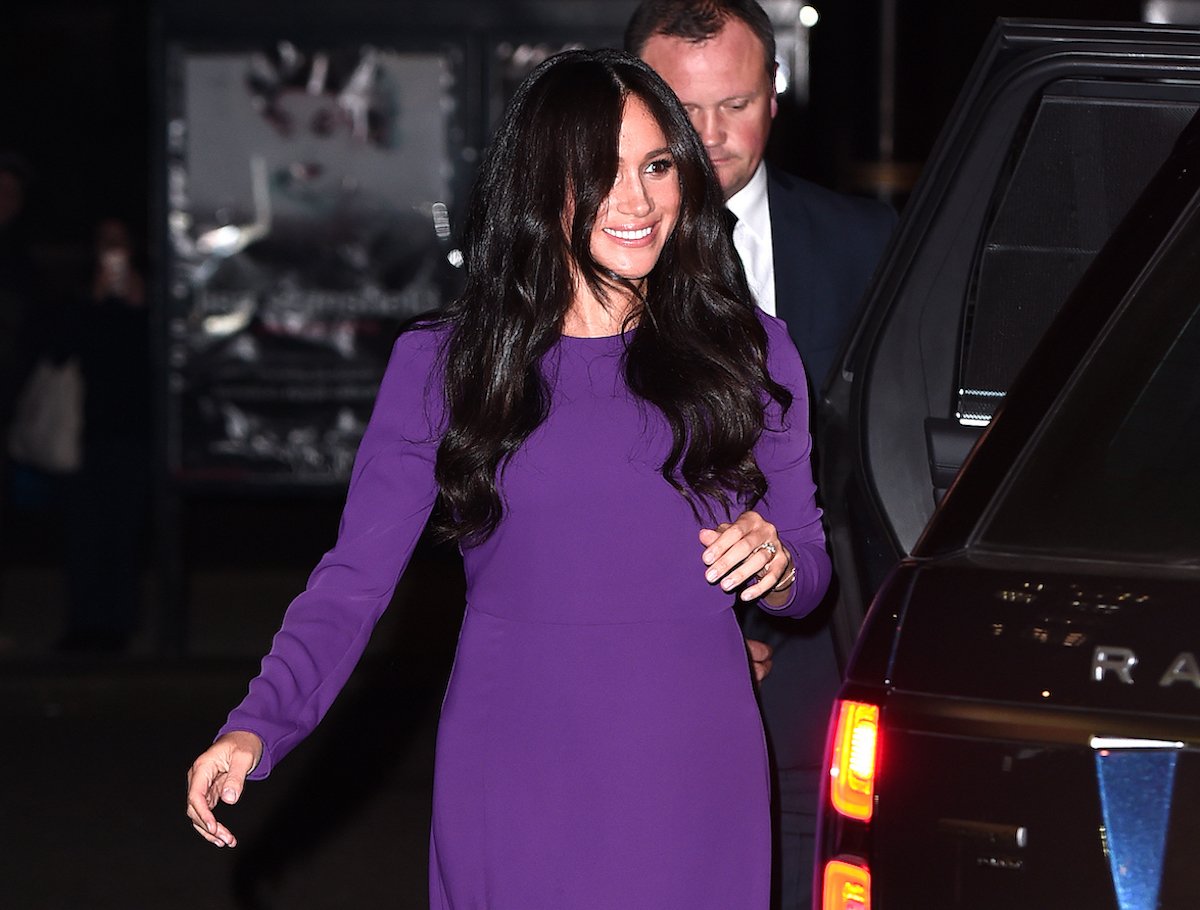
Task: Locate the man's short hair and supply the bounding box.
[624,0,776,78]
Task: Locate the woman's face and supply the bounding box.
[588,95,681,283]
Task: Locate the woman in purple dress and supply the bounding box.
[186,49,830,908]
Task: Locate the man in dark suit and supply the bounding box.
[627,3,895,908]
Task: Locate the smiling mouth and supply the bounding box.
[604,226,653,241]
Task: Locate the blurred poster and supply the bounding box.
[166,42,461,485]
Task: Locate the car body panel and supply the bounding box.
[816,18,1200,910]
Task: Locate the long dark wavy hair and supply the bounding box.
[429,48,790,545]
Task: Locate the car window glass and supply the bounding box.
[977,217,1200,564]
[957,88,1197,428]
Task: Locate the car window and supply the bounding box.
[957,86,1198,428]
[976,214,1200,564]
[859,79,1200,558]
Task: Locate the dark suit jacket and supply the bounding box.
[767,165,896,395]
[745,165,895,773]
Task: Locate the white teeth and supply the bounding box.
[605,226,652,240]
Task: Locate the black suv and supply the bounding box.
[815,20,1200,910]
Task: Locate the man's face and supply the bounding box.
[640,17,776,200]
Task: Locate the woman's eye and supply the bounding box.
[646,158,675,176]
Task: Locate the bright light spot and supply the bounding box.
[799,5,820,27]
[830,701,878,821]
[774,57,790,94]
[849,720,877,781]
[196,224,243,256]
[432,201,451,239]
[823,860,870,910]
[1041,690,1051,698]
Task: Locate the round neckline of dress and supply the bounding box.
[558,327,635,342]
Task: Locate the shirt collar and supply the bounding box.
[724,161,770,241]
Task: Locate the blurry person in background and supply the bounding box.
[0,154,37,472]
[627,2,896,907]
[0,153,42,652]
[58,217,152,653]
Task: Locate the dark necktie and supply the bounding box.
[721,208,752,292]
[721,207,738,244]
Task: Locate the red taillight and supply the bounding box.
[829,699,879,821]
[822,858,870,910]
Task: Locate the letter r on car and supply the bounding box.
[1092,645,1137,683]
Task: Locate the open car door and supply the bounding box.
[822,18,1200,660]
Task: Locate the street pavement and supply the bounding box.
[0,499,465,909]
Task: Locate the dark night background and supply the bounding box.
[0,0,1143,251]
[0,1,1153,907]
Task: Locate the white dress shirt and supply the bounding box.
[724,161,776,316]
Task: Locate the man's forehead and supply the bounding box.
[641,25,770,95]
[645,40,766,100]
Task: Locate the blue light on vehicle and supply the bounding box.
[1094,749,1177,910]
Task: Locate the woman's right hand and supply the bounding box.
[185,730,263,847]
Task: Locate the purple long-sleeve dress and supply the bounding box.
[220,311,831,909]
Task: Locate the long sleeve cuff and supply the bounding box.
[756,538,830,618]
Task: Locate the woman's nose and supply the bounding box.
[613,173,651,217]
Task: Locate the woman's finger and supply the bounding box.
[219,747,258,806]
[701,512,777,588]
[190,820,235,848]
[186,761,221,836]
[186,774,239,848]
[739,546,792,601]
[727,544,780,597]
[700,524,754,578]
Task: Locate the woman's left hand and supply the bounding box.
[699,510,792,603]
